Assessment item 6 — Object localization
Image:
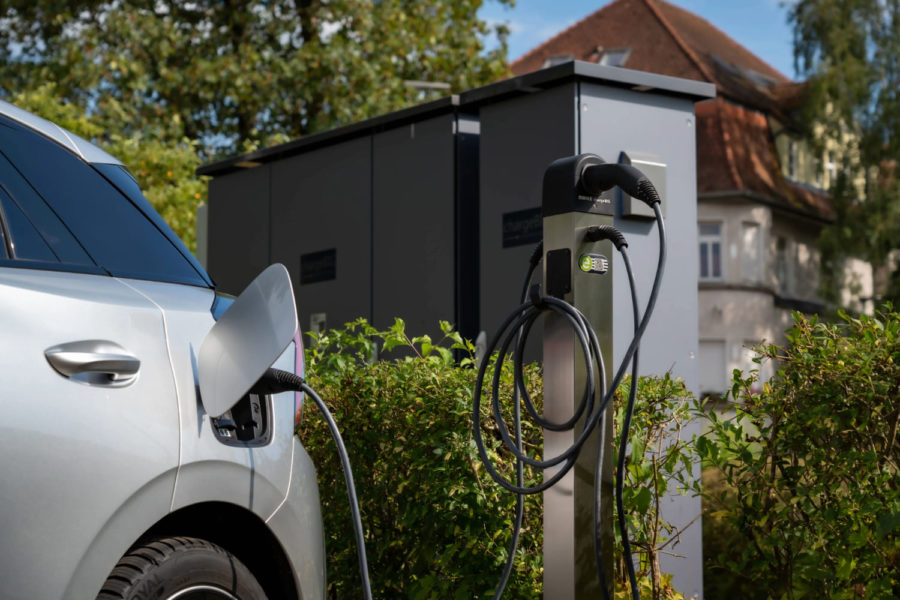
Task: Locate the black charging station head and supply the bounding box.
[542,153,614,218]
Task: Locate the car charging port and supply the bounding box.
[212,393,271,446]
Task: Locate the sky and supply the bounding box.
[479,0,799,81]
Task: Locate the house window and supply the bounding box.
[699,222,723,280]
[795,242,820,294]
[599,48,631,67]
[741,222,761,283]
[542,54,574,69]
[825,150,837,187]
[775,236,795,296]
[787,140,798,180]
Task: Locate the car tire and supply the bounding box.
[96,536,268,600]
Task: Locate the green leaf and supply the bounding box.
[633,486,653,514]
[835,556,855,581]
[876,511,900,538]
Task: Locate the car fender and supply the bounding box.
[266,438,326,600]
[62,469,178,600]
[171,455,289,517]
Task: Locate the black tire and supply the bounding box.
[96,536,268,600]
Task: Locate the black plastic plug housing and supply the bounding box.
[542,153,615,217]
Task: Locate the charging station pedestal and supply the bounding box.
[542,155,616,598]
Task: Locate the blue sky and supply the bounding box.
[479,0,799,81]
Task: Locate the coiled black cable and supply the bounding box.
[474,187,665,598]
[492,241,542,599]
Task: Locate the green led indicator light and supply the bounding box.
[579,255,593,272]
[579,253,609,274]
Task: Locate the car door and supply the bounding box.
[0,267,180,600]
[0,118,182,599]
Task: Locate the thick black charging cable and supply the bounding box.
[586,225,641,600]
[473,166,666,600]
[492,240,543,599]
[250,370,374,600]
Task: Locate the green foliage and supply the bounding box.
[301,320,696,598]
[788,1,900,304]
[790,0,900,164]
[301,318,543,599]
[700,466,766,600]
[698,308,900,599]
[614,374,697,600]
[0,0,513,159]
[8,84,206,251]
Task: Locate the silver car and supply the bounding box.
[0,101,325,599]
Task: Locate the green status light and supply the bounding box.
[579,253,609,275]
[579,255,593,272]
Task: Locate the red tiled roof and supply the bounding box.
[510,0,791,110]
[696,97,833,221]
[511,0,706,82]
[653,0,789,85]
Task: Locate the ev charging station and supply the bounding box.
[541,157,619,598]
[200,62,715,598]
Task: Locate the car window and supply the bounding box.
[95,163,213,287]
[0,185,58,262]
[0,149,100,270]
[0,116,209,286]
[0,198,7,258]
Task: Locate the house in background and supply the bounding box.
[510,0,873,397]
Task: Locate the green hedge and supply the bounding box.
[699,308,900,599]
[299,319,543,599]
[299,309,900,599]
[298,319,695,599]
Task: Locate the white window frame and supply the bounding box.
[775,236,796,296]
[825,150,837,187]
[542,54,574,69]
[699,222,724,281]
[787,140,798,180]
[598,48,631,67]
[740,221,762,283]
[699,339,728,396]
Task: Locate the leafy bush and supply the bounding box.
[300,319,544,599]
[614,374,698,600]
[700,466,765,600]
[698,308,900,599]
[300,319,698,599]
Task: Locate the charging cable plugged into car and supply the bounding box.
[225,153,665,600]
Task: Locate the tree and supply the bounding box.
[789,0,900,305]
[0,0,512,159]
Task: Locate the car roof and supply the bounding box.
[0,99,123,166]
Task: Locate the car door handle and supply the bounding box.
[45,340,141,385]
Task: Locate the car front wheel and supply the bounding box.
[96,536,268,600]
